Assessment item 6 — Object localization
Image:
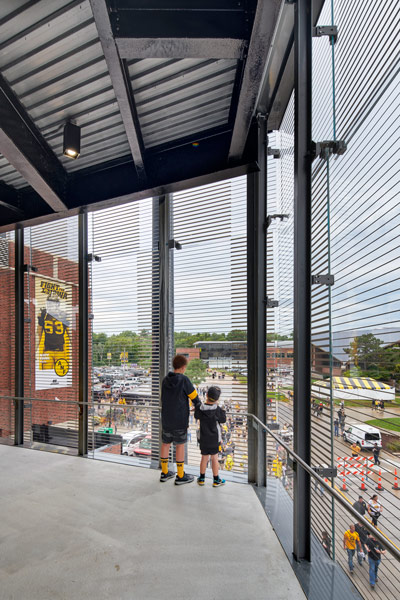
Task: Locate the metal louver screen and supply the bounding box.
[172,177,248,478]
[89,200,160,465]
[268,0,400,595]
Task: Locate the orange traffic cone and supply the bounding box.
[376,470,383,491]
[342,476,347,491]
[393,469,399,490]
[359,471,367,491]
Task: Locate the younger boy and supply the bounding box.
[195,386,226,487]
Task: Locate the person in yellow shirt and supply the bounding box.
[343,524,362,573]
[351,442,361,457]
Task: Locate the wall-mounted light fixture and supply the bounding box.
[63,122,80,159]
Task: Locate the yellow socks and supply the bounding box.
[161,458,169,474]
[177,461,184,478]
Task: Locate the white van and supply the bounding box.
[343,423,382,450]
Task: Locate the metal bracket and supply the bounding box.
[23,264,38,272]
[313,465,338,478]
[265,214,289,229]
[265,297,279,308]
[313,25,338,44]
[87,253,101,262]
[168,239,182,250]
[267,147,281,159]
[311,139,347,160]
[312,274,334,286]
[24,318,31,323]
[88,313,94,320]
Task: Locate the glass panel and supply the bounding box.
[89,200,159,466]
[173,177,248,478]
[24,218,79,455]
[0,231,15,445]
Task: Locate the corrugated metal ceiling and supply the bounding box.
[0,0,239,188]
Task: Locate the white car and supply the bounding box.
[122,431,147,455]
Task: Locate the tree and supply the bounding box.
[185,358,207,386]
[343,334,384,371]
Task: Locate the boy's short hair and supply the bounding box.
[207,386,221,401]
[172,354,188,370]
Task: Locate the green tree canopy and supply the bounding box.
[185,358,207,386]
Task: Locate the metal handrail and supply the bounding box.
[244,411,400,562]
[3,395,399,560]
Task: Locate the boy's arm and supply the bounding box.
[217,407,227,423]
[184,376,201,407]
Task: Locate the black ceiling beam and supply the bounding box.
[90,0,146,181]
[228,0,281,162]
[110,1,253,40]
[0,182,24,217]
[0,123,258,231]
[0,74,67,212]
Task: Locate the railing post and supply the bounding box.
[293,0,312,561]
[247,115,267,486]
[14,226,24,445]
[78,212,88,456]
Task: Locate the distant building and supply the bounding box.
[175,347,200,361]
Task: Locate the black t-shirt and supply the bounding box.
[355,523,368,544]
[194,402,226,451]
[367,538,383,561]
[353,500,367,516]
[38,309,69,351]
[373,447,380,456]
[161,372,197,431]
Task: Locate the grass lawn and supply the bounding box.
[365,417,400,432]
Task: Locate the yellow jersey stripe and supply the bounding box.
[188,390,198,400]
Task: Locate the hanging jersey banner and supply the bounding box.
[35,277,73,390]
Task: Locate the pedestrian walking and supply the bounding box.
[355,521,369,557]
[368,495,383,527]
[372,443,381,466]
[353,495,367,517]
[334,417,339,437]
[366,532,386,589]
[343,524,362,573]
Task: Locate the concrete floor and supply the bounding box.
[0,446,305,600]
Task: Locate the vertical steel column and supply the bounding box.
[293,0,312,561]
[14,226,24,445]
[78,212,89,456]
[159,195,171,385]
[151,195,172,464]
[247,116,267,486]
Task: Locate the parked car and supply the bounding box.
[133,435,152,457]
[122,431,147,455]
[343,423,382,450]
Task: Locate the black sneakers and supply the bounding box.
[175,473,194,485]
[197,475,205,486]
[160,470,175,483]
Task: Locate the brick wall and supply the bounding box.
[0,238,89,440]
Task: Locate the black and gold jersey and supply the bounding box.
[38,309,69,351]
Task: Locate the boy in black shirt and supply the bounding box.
[195,386,226,487]
[160,355,199,485]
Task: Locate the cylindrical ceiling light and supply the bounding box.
[63,122,80,159]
